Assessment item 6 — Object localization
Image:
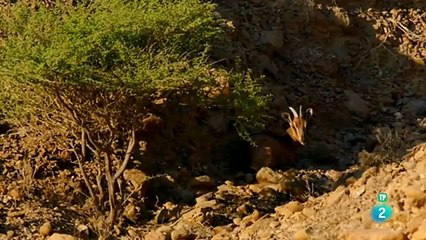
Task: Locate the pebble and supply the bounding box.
[39,221,52,236]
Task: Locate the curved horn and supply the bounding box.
[289,106,298,117]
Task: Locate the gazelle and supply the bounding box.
[249,105,313,171]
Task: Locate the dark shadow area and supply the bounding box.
[210,0,425,166]
[181,0,426,211]
[0,123,10,135]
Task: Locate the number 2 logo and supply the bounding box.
[371,204,393,223]
[378,207,386,219]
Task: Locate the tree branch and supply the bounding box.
[113,126,136,182]
[103,151,117,227]
[96,165,105,208]
[74,129,99,211]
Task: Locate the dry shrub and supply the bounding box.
[359,127,408,168]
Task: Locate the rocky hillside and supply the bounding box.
[0,0,425,239]
[142,143,426,240]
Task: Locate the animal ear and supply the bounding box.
[281,112,292,124]
[305,108,313,117]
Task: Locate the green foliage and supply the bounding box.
[228,71,270,141]
[0,77,47,124]
[0,0,269,136]
[0,0,221,90]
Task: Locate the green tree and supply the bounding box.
[0,0,269,235]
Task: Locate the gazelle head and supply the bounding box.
[281,105,313,146]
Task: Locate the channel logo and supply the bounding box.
[371,192,393,223]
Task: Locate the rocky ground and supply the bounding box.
[1,0,426,239]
